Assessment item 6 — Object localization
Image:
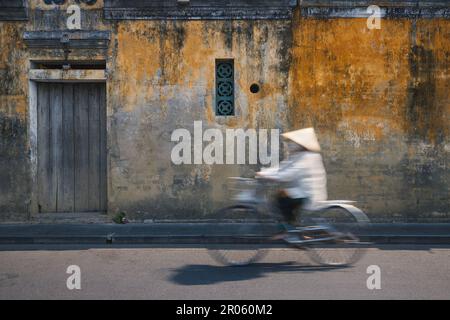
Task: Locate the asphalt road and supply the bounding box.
[0,244,449,299]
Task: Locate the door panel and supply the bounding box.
[73,84,90,212]
[37,83,52,213]
[37,82,107,213]
[60,84,75,212]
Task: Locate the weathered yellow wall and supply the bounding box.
[289,11,450,220]
[108,20,292,217]
[0,1,449,221]
[0,22,28,116]
[0,20,29,217]
[0,1,109,219]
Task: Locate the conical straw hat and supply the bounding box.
[282,128,321,152]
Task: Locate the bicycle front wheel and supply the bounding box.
[207,205,268,266]
[303,206,367,266]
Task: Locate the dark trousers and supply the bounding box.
[277,192,305,225]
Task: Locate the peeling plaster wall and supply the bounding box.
[0,1,109,220]
[108,20,292,218]
[0,21,29,218]
[0,1,449,221]
[289,10,450,221]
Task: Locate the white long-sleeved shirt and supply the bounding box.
[258,151,328,210]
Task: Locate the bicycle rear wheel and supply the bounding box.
[302,206,367,266]
[207,205,268,266]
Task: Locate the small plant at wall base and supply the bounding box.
[112,212,128,224]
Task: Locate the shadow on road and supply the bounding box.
[169,262,347,286]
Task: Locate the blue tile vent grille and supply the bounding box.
[216,60,235,116]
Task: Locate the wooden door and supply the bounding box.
[37,82,107,213]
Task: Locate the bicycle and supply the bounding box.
[207,177,371,266]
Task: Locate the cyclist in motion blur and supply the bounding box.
[256,128,328,233]
[209,127,369,266]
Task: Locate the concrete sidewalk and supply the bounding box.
[0,223,449,245]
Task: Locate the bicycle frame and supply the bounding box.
[228,177,370,224]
